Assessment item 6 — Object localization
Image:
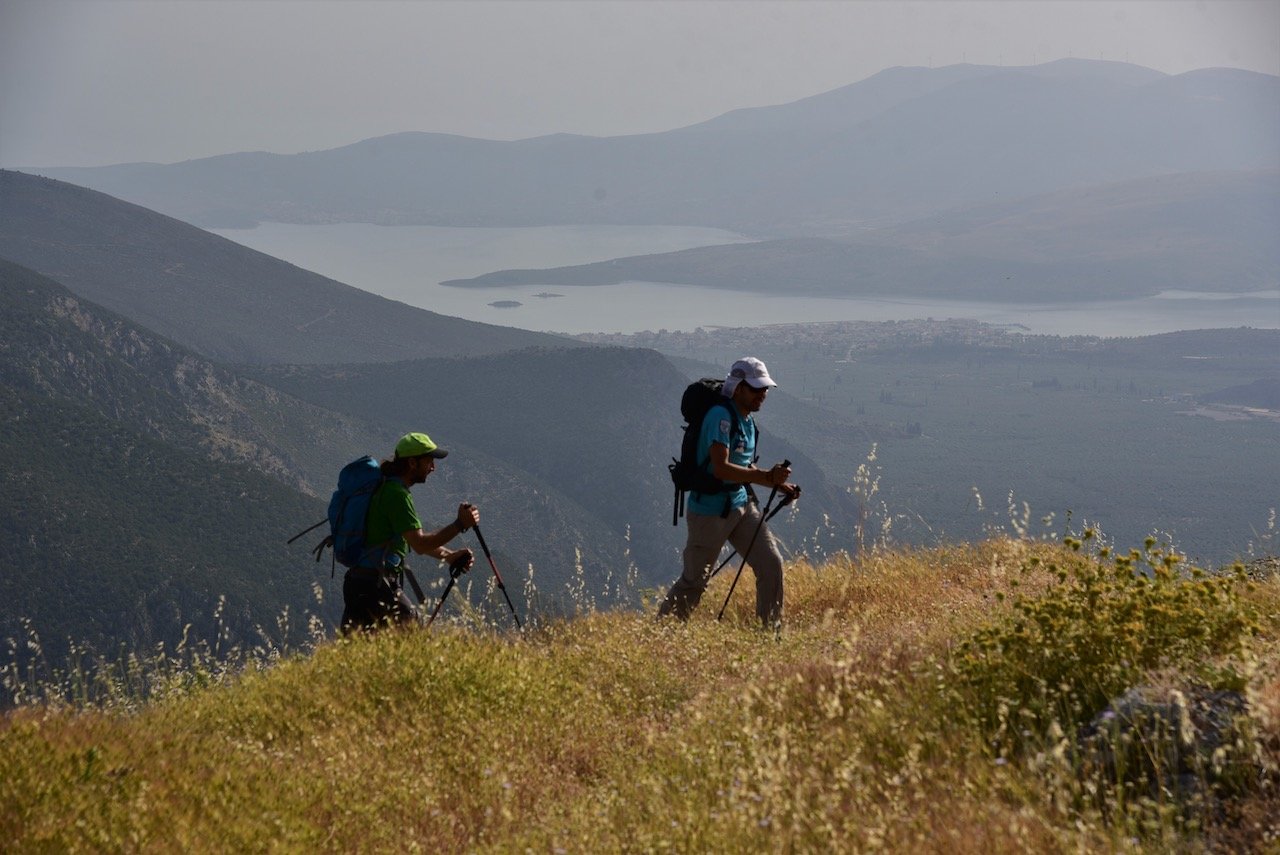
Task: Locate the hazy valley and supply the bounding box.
[578,321,1280,565]
[0,176,853,666]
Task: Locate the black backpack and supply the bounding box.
[669,378,743,524]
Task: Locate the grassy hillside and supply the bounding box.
[2,538,1277,852]
[0,170,565,364]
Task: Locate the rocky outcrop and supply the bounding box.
[1077,684,1268,810]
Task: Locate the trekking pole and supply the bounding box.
[707,487,801,580]
[403,565,426,604]
[426,556,472,628]
[717,461,789,621]
[472,524,523,630]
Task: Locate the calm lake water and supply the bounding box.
[212,223,1280,337]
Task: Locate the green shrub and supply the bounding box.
[949,535,1260,754]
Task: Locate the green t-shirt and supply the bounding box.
[364,479,422,563]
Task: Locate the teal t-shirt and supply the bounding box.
[687,402,756,516]
[364,478,421,563]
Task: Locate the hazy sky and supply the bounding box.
[1,0,1277,167]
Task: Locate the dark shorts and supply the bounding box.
[340,567,416,634]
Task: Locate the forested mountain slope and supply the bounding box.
[0,260,333,661]
[0,261,609,660]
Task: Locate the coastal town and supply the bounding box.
[572,317,1106,360]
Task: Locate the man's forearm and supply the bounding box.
[712,461,768,486]
[407,520,465,554]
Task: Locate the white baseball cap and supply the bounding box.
[723,357,777,397]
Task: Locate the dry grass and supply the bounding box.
[2,538,1278,853]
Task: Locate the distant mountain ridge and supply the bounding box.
[0,171,566,364]
[443,170,1280,300]
[20,60,1278,236]
[1201,378,1280,410]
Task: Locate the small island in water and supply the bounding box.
[533,292,564,299]
[488,300,522,309]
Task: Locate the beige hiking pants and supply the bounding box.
[658,502,784,627]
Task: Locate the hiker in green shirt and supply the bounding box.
[341,432,479,634]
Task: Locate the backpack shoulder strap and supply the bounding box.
[701,402,743,455]
[355,474,395,569]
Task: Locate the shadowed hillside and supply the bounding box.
[0,170,566,364]
[0,259,334,662]
[0,261,621,661]
[0,258,859,664]
[248,346,858,590]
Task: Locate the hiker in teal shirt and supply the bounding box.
[659,358,799,628]
[684,397,757,516]
[341,432,479,634]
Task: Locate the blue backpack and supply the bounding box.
[327,456,390,568]
[290,456,394,572]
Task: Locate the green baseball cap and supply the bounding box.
[395,432,448,459]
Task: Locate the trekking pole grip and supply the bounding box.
[766,459,791,492]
